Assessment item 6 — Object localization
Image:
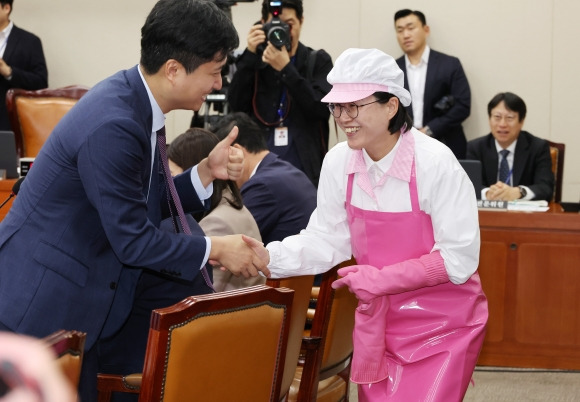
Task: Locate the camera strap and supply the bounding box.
[252,56,296,127]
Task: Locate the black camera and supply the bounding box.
[261,1,291,51]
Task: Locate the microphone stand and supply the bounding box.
[0,193,14,210]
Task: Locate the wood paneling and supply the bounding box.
[477,204,580,369]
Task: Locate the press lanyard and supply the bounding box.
[275,55,296,126]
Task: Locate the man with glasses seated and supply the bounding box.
[466,92,554,201]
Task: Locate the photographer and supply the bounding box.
[228,0,333,187]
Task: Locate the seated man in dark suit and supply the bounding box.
[212,112,317,244]
[0,0,48,131]
[466,92,554,201]
[394,9,471,159]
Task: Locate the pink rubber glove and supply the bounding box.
[331,251,449,303]
[332,264,379,303]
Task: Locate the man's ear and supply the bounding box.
[164,59,182,85]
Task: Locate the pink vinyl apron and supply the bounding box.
[346,141,488,401]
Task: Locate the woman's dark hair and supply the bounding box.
[487,92,527,121]
[374,92,414,134]
[140,0,239,74]
[167,128,243,221]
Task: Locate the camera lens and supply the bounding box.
[268,27,289,49]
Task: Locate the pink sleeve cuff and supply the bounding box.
[421,250,449,286]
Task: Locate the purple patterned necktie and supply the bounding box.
[156,127,214,291]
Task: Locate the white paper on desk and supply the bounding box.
[507,200,549,212]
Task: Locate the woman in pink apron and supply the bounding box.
[261,48,488,401]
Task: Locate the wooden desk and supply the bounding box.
[477,204,580,369]
[0,178,17,222]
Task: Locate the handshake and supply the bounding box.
[209,234,271,278]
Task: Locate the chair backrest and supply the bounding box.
[291,258,358,402]
[42,329,87,389]
[138,285,294,402]
[547,140,565,203]
[266,274,315,399]
[6,85,89,157]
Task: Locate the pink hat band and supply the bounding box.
[321,83,391,103]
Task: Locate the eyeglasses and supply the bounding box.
[491,114,518,124]
[327,100,381,119]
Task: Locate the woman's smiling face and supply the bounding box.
[333,95,399,161]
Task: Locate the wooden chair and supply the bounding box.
[42,329,87,389]
[97,285,294,402]
[6,85,89,157]
[286,259,359,402]
[547,140,565,203]
[266,274,316,400]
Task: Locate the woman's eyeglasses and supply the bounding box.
[327,100,381,119]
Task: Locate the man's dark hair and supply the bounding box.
[212,112,268,153]
[261,0,303,21]
[374,92,414,134]
[0,0,13,13]
[140,0,239,75]
[168,127,243,217]
[487,92,527,121]
[394,9,427,26]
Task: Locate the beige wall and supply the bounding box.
[12,0,580,201]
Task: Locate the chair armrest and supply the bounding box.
[97,373,141,402]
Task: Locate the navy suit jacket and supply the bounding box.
[241,152,317,244]
[0,25,48,130]
[396,49,470,159]
[0,66,209,349]
[466,131,554,201]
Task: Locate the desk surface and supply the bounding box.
[479,203,580,231]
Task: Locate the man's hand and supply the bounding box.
[487,181,520,201]
[197,126,243,187]
[209,235,271,278]
[0,58,12,78]
[247,24,266,54]
[262,42,290,71]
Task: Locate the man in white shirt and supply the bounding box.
[394,9,471,159]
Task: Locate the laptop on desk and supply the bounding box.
[458,159,483,200]
[0,131,19,179]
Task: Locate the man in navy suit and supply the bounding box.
[394,9,471,159]
[467,92,554,201]
[0,0,48,130]
[0,1,269,400]
[213,112,317,244]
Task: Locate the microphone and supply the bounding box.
[0,177,25,210]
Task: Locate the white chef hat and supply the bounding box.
[321,48,412,107]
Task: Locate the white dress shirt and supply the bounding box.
[267,127,480,284]
[405,46,430,128]
[0,21,13,58]
[480,139,534,200]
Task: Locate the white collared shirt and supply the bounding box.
[267,128,480,284]
[405,46,430,128]
[137,65,212,269]
[0,21,14,57]
[480,138,534,200]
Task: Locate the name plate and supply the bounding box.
[477,200,508,210]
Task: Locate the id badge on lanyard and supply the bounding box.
[274,79,289,147]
